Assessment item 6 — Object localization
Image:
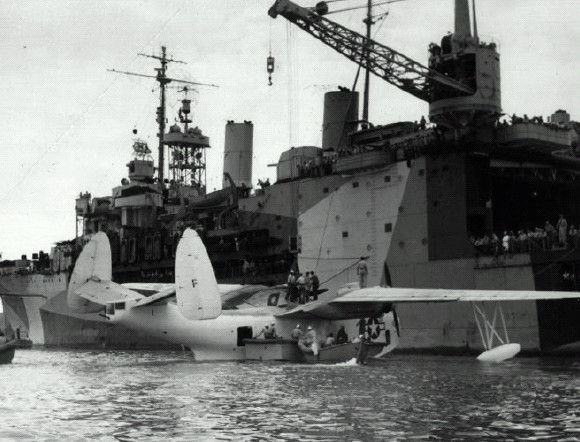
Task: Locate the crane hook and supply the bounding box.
[267,55,275,86]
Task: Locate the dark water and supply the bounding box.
[1,350,580,441]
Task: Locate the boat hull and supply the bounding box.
[302,342,384,364]
[0,342,16,364]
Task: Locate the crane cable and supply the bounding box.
[0,1,189,206]
[325,0,406,15]
[286,21,299,147]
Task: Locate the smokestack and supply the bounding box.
[223,122,253,189]
[455,0,472,38]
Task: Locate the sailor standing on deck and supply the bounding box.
[291,324,303,341]
[357,257,368,288]
[286,270,297,302]
[325,333,335,347]
[304,272,311,302]
[557,214,568,247]
[305,326,317,346]
[310,271,320,301]
[297,273,306,303]
[256,324,270,339]
[336,325,349,344]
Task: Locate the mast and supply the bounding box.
[157,47,169,183]
[108,47,217,186]
[140,46,184,184]
[362,0,373,125]
[472,0,478,39]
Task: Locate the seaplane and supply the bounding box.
[68,229,580,363]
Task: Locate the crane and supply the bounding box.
[268,0,475,104]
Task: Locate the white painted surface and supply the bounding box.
[477,343,521,362]
[175,229,221,320]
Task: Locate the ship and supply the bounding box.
[2,0,580,353]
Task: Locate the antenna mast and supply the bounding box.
[141,46,183,184]
[362,0,373,126]
[108,46,218,185]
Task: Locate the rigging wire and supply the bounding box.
[312,188,337,274]
[324,0,406,15]
[0,1,189,206]
[286,21,299,147]
[318,259,361,287]
[350,0,391,93]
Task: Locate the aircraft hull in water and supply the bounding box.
[0,275,178,348]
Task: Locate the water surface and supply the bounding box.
[1,350,580,440]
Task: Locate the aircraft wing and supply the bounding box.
[127,284,263,309]
[330,287,580,303]
[74,280,144,305]
[122,283,175,295]
[275,286,580,321]
[275,296,390,320]
[132,286,177,307]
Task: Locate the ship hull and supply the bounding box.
[297,154,580,355]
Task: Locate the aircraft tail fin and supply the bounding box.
[175,228,222,320]
[67,232,112,313]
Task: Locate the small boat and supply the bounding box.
[301,341,385,364]
[0,341,16,364]
[11,338,33,349]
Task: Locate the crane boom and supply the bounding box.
[268,0,475,103]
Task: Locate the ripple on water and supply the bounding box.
[2,351,580,440]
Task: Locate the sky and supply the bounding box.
[0,0,578,260]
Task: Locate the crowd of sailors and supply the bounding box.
[255,323,354,348]
[286,270,320,304]
[507,113,573,131]
[297,117,436,179]
[471,214,580,256]
[290,324,352,347]
[283,257,368,305]
[296,156,334,179]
